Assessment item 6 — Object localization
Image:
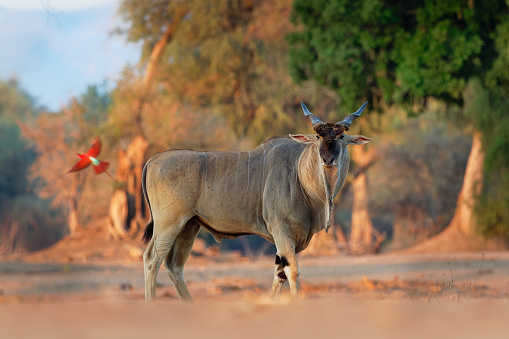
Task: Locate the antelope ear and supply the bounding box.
[346,135,372,145]
[289,134,316,144]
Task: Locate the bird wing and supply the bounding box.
[86,138,102,157]
[68,157,91,173]
[92,160,109,174]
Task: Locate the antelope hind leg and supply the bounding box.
[271,253,288,297]
[144,217,188,301]
[164,220,201,302]
[143,236,164,301]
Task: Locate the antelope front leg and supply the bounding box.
[284,252,299,298]
[272,238,300,299]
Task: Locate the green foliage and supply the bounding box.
[0,79,38,200]
[288,0,399,112]
[78,83,111,126]
[288,0,508,112]
[476,172,509,237]
[0,78,37,119]
[486,9,509,92]
[0,118,33,196]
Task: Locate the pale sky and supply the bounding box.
[0,0,118,11]
[0,0,139,111]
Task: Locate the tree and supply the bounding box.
[107,0,189,237]
[474,13,509,237]
[367,109,471,250]
[0,79,65,255]
[22,87,111,236]
[116,0,320,144]
[288,0,509,249]
[349,145,381,252]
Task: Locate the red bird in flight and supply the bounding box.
[68,138,112,178]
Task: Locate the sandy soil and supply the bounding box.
[1,297,508,339]
[1,251,508,338]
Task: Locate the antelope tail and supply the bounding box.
[141,161,154,244]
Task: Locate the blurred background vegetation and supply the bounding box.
[1,0,509,257]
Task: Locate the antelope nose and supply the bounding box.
[322,156,334,167]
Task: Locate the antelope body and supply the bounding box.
[142,102,371,301]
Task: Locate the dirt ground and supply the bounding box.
[1,249,509,338]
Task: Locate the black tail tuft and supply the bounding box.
[141,221,153,244]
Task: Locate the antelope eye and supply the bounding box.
[315,134,319,139]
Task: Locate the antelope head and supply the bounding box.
[290,102,372,170]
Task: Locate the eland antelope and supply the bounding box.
[142,102,371,301]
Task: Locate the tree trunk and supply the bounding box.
[108,150,129,239]
[452,131,484,235]
[349,171,373,251]
[108,138,148,238]
[66,171,86,236]
[405,132,506,253]
[108,190,130,240]
[349,145,376,253]
[127,136,149,233]
[133,8,187,135]
[68,203,79,236]
[0,219,23,256]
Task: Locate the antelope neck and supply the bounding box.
[298,143,340,231]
